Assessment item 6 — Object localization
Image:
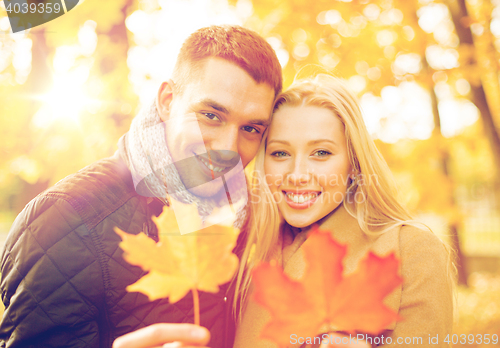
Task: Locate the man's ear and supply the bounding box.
[156,80,175,122]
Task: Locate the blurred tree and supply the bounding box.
[237,0,500,283]
[447,0,500,198]
[399,0,469,284]
[1,0,498,278]
[0,0,138,215]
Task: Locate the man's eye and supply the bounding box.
[242,126,259,134]
[204,113,220,121]
[271,151,288,158]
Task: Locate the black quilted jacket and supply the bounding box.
[0,152,237,348]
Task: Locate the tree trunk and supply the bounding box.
[27,28,52,96]
[447,0,500,174]
[411,0,470,284]
[14,28,52,212]
[429,75,468,285]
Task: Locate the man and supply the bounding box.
[0,25,282,348]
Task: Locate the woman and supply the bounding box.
[232,74,454,347]
[114,75,455,348]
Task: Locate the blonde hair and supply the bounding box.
[233,74,456,320]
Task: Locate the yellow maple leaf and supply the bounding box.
[115,200,240,306]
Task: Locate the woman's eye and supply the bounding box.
[271,151,288,158]
[204,113,220,121]
[313,150,331,157]
[242,126,259,134]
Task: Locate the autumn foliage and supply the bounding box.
[252,226,402,347]
[115,201,402,341]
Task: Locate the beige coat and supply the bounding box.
[234,204,454,347]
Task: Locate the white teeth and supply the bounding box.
[285,192,318,204]
[200,158,226,173]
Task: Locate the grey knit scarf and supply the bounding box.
[117,101,248,229]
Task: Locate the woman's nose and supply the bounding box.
[287,157,311,185]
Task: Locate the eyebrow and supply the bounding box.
[248,119,270,127]
[268,139,337,146]
[198,98,229,114]
[197,98,270,128]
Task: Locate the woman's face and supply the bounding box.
[264,104,352,228]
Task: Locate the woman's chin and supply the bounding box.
[282,213,317,229]
[278,199,325,228]
[281,203,342,229]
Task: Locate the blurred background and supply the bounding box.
[0,0,499,343]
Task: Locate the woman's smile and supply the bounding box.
[282,190,322,209]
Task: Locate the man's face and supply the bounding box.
[157,57,275,198]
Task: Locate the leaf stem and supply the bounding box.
[192,288,200,326]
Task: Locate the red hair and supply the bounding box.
[172,25,282,97]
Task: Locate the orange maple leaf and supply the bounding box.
[252,226,402,347]
[115,200,240,308]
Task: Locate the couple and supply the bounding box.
[112,26,454,347]
[0,25,453,348]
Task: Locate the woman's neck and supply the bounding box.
[289,225,302,238]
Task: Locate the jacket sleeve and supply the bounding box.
[375,226,454,348]
[0,195,105,348]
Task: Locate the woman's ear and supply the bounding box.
[156,79,175,122]
[349,169,358,183]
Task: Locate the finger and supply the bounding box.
[161,344,211,348]
[113,324,210,348]
[162,343,208,348]
[161,345,210,348]
[151,343,211,348]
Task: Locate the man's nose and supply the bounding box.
[207,126,240,165]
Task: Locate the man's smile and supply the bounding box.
[197,155,231,173]
[194,153,234,179]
